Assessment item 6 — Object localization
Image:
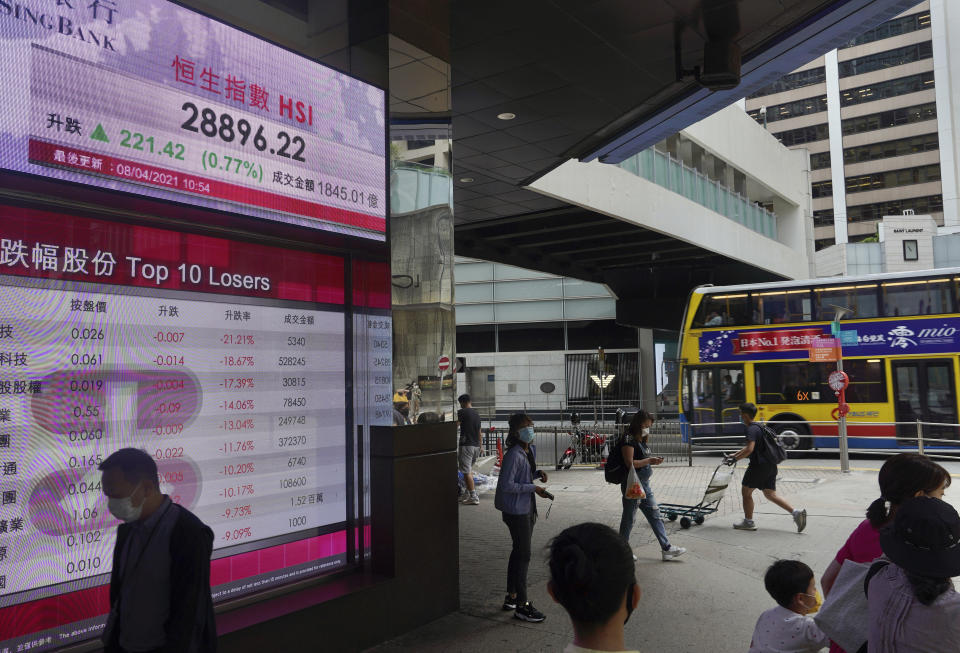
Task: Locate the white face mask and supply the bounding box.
[641,427,651,436]
[108,482,144,522]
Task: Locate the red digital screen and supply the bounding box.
[0,204,390,651]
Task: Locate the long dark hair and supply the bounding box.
[627,410,655,440]
[866,454,951,528]
[904,571,952,606]
[548,523,636,630]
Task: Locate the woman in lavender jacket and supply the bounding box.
[494,412,549,624]
[867,496,960,652]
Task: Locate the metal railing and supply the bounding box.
[482,420,685,470]
[470,402,680,430]
[618,147,778,240]
[686,419,960,463]
[484,417,960,470]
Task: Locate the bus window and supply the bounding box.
[754,289,813,324]
[684,368,717,423]
[882,278,952,316]
[841,359,887,403]
[815,284,879,320]
[695,293,751,327]
[755,362,826,404]
[754,359,886,404]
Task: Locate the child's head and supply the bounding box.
[548,523,639,633]
[764,560,817,613]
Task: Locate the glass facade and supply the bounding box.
[747,95,828,124]
[842,133,939,165]
[749,67,826,98]
[845,164,941,194]
[841,102,937,135]
[845,195,944,224]
[454,259,616,325]
[843,10,930,48]
[810,151,832,170]
[840,71,935,107]
[771,123,829,146]
[838,41,933,78]
[618,147,778,239]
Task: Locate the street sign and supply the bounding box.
[831,320,842,336]
[437,355,451,372]
[839,330,858,346]
[810,347,839,362]
[811,336,839,349]
[828,370,850,392]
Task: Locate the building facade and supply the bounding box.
[745,0,960,251]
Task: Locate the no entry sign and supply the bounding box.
[437,355,451,372]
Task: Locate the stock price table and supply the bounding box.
[0,284,346,598]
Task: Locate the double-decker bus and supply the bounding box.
[678,268,960,450]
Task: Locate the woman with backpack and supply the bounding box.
[820,453,950,653]
[618,410,686,562]
[494,412,550,623]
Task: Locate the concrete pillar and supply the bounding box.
[931,0,960,226]
[824,48,848,244]
[638,328,656,413]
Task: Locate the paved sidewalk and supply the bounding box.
[366,462,959,653]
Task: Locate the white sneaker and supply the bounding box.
[662,546,686,561]
[733,519,758,531]
[793,508,807,533]
[464,494,479,505]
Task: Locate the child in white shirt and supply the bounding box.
[749,559,828,653]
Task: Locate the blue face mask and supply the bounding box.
[518,426,535,443]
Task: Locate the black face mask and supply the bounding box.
[624,582,636,624]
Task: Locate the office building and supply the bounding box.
[745,0,960,251]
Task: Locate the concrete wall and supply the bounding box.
[528,160,811,280]
[528,103,813,280]
[881,215,938,272]
[461,351,568,414]
[682,104,812,213]
[815,243,848,277]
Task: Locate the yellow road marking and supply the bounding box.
[779,465,960,478]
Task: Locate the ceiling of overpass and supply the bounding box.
[385,0,917,325]
[445,0,869,226]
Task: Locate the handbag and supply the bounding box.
[624,465,646,499]
[814,559,888,653]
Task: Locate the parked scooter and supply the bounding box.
[556,412,606,469]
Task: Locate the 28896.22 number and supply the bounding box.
[180,103,306,162]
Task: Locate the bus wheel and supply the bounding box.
[773,423,811,451]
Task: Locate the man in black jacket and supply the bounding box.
[99,448,217,653]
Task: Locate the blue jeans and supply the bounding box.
[620,475,670,551]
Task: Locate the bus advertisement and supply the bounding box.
[678,270,960,451]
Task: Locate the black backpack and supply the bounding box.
[604,435,628,484]
[756,423,787,465]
